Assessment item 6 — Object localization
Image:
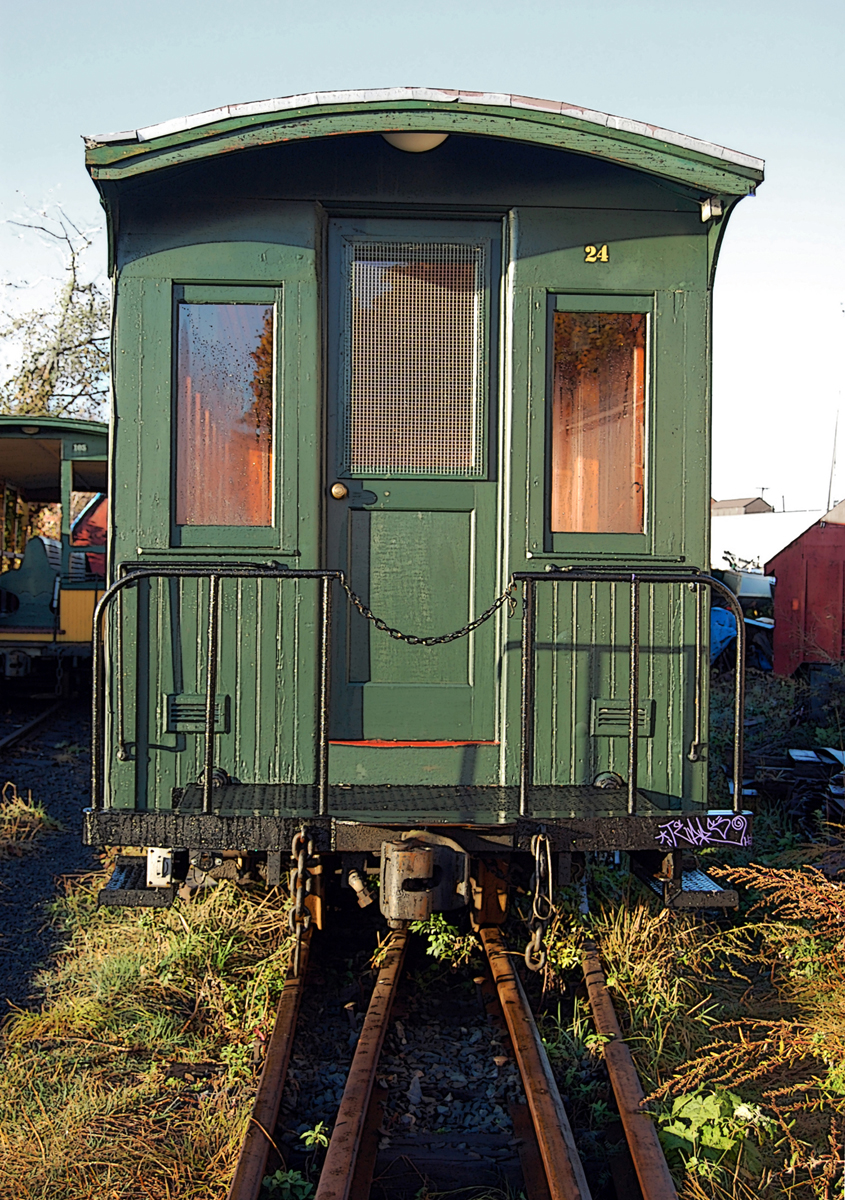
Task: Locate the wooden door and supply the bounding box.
[327,219,500,741]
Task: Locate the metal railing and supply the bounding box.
[513,569,745,816]
[91,564,745,821]
[91,566,339,817]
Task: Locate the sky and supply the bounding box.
[2,0,843,511]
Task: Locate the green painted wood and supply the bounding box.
[497,204,712,805]
[86,101,762,196]
[351,510,472,685]
[107,216,324,808]
[521,580,704,805]
[329,742,502,787]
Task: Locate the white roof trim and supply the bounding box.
[87,87,764,172]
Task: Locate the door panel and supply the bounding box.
[347,509,472,685]
[327,219,500,742]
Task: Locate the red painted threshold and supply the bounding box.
[329,740,499,748]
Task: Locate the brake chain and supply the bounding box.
[337,575,517,646]
[525,832,553,972]
[288,826,313,977]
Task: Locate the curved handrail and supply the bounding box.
[513,569,745,816]
[91,566,341,815]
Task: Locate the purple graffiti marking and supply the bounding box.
[656,813,750,850]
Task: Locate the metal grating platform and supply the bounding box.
[171,783,681,822]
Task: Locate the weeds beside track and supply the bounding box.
[532,839,845,1199]
[0,878,294,1199]
[1,669,844,1198]
[2,829,843,1199]
[0,781,62,858]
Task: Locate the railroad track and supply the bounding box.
[227,924,677,1200]
[0,700,65,754]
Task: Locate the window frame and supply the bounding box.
[330,218,499,483]
[170,284,282,549]
[529,291,655,559]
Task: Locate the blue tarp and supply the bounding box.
[710,608,737,661]
[710,609,773,670]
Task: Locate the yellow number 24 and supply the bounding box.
[584,244,610,263]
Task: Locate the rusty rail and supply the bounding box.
[314,929,408,1200]
[480,926,593,1200]
[0,700,64,754]
[581,941,678,1200]
[227,926,314,1200]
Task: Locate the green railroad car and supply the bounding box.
[84,89,761,929]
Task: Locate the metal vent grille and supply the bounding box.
[591,698,655,738]
[166,694,230,733]
[344,241,486,476]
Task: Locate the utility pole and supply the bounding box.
[827,412,839,513]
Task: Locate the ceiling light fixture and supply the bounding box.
[382,132,449,153]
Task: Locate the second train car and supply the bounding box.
[83,90,762,940]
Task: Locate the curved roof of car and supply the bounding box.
[0,417,108,498]
[85,87,764,196]
[0,416,108,438]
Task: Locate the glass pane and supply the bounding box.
[346,242,485,476]
[70,492,107,578]
[551,312,645,534]
[175,303,274,526]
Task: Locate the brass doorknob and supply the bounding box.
[330,482,349,500]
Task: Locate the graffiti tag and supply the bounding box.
[656,813,750,850]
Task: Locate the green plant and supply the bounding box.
[261,1168,314,1199]
[536,997,614,1131]
[299,1120,329,1150]
[219,1041,253,1082]
[0,871,295,1197]
[658,1089,775,1181]
[409,912,480,969]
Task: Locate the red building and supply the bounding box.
[766,516,845,676]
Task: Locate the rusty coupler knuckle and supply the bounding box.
[380,831,470,925]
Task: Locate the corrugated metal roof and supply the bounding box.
[85,87,764,172]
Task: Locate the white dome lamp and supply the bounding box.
[382,132,449,153]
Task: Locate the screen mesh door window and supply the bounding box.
[344,242,486,476]
[551,311,646,534]
[175,303,274,526]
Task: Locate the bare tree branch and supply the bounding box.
[1,207,110,421]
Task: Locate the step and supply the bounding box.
[636,866,738,909]
[98,855,175,908]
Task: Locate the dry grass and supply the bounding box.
[0,871,294,1199]
[0,781,62,857]
[539,834,845,1200]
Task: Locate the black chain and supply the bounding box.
[337,576,518,646]
[288,827,313,977]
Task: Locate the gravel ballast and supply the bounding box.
[0,697,98,1012]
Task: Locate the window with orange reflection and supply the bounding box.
[551,312,645,534]
[175,303,274,527]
